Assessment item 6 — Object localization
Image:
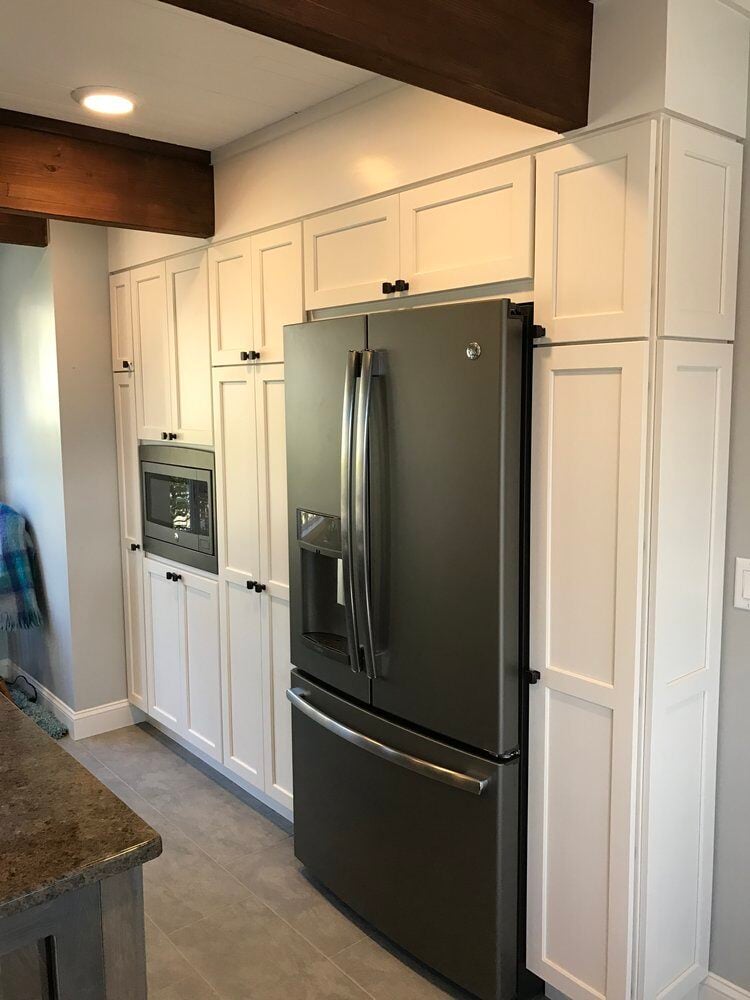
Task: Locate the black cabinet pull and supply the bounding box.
[394,279,410,293]
[254,582,267,593]
[382,281,396,295]
[130,543,141,551]
[161,432,168,440]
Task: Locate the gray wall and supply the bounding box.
[0,223,126,711]
[710,91,750,986]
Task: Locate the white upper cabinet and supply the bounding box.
[109,271,134,372]
[659,120,743,341]
[527,341,650,1000]
[132,261,172,442]
[208,236,254,366]
[304,195,400,309]
[399,157,534,295]
[535,120,657,343]
[251,223,304,363]
[166,251,213,446]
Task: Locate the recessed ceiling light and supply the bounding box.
[71,86,137,116]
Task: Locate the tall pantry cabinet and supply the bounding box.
[526,116,741,1000]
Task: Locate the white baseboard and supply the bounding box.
[0,660,144,740]
[702,975,750,1000]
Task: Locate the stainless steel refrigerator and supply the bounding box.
[284,299,539,1000]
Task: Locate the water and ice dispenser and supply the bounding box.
[296,510,351,666]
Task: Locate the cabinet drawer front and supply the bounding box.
[209,237,254,365]
[535,120,657,343]
[251,223,303,364]
[110,271,133,372]
[400,157,533,295]
[527,341,649,1000]
[659,119,743,341]
[304,196,400,309]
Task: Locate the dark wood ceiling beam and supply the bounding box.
[0,110,214,238]
[0,212,48,248]
[159,0,593,133]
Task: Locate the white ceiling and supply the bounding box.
[0,0,377,150]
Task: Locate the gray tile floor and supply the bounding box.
[61,724,476,1000]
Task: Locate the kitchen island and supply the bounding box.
[0,697,161,998]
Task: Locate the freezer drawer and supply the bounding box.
[289,670,519,1000]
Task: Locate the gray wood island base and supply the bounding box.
[0,699,162,998]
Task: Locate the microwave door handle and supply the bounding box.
[354,349,377,680]
[341,350,362,673]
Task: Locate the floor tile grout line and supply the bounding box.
[145,913,222,998]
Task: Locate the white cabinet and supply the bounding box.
[113,371,146,711]
[638,340,733,1000]
[399,157,533,295]
[167,251,213,445]
[143,556,222,762]
[208,236,254,366]
[109,271,134,372]
[132,253,212,445]
[527,341,650,1000]
[304,196,400,309]
[132,262,172,442]
[659,120,743,341]
[212,362,293,808]
[251,223,304,364]
[534,120,657,343]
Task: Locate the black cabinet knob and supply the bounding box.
[166,571,174,580]
[528,669,541,685]
[382,281,396,295]
[122,360,130,369]
[394,279,410,293]
[130,543,141,551]
[161,432,169,440]
[246,579,256,590]
[173,573,182,583]
[254,582,267,593]
[168,432,177,440]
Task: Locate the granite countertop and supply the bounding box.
[0,697,162,917]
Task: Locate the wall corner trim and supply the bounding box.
[0,661,144,740]
[702,974,750,999]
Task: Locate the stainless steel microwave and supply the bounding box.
[140,445,217,574]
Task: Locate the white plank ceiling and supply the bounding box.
[0,0,377,150]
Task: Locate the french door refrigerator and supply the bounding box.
[284,300,538,1000]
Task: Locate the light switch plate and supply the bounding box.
[734,557,750,610]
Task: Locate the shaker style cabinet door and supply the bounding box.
[527,341,650,1000]
[110,270,134,372]
[659,119,743,341]
[166,251,213,446]
[304,196,400,310]
[534,120,657,343]
[132,261,172,442]
[256,363,293,810]
[250,223,304,364]
[180,569,222,763]
[144,557,184,735]
[113,371,147,711]
[399,157,534,295]
[213,365,265,789]
[208,236,254,366]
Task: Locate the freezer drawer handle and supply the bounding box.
[286,687,489,796]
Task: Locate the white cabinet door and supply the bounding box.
[638,341,733,1000]
[527,341,650,1000]
[113,371,146,711]
[144,557,183,734]
[110,271,134,372]
[208,236,254,366]
[213,365,265,787]
[304,196,400,309]
[181,569,223,762]
[399,157,534,295]
[132,261,172,442]
[251,223,304,363]
[659,119,743,341]
[166,251,213,446]
[535,120,657,343]
[121,542,147,712]
[256,364,293,810]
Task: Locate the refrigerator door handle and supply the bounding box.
[341,350,362,672]
[287,688,489,795]
[354,349,378,679]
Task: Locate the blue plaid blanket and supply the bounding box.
[0,504,42,631]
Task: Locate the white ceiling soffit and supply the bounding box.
[0,0,377,150]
